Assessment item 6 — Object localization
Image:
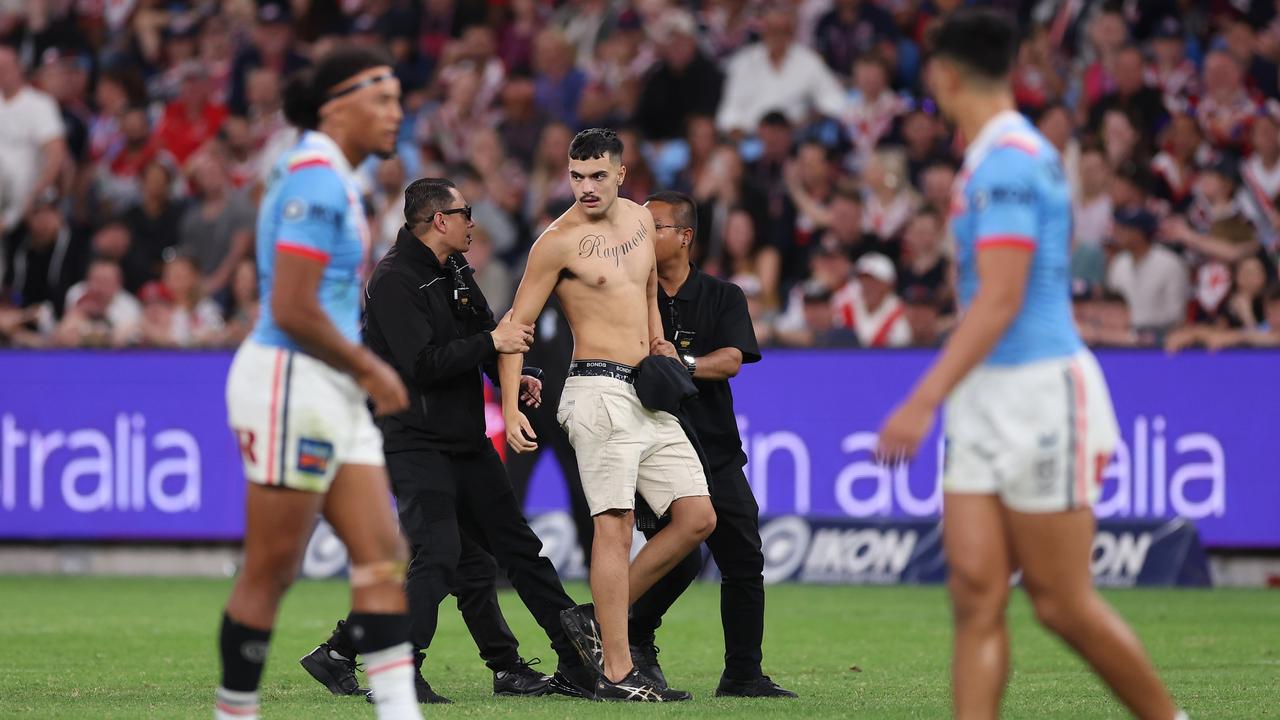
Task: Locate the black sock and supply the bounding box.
[219,613,272,692]
[326,615,358,660]
[345,612,411,655]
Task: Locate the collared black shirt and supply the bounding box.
[657,264,761,473]
[364,225,499,453]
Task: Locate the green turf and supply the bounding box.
[1,577,1276,719]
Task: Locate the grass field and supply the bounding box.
[2,577,1277,719]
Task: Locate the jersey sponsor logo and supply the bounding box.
[282,197,308,221]
[988,184,1035,205]
[296,438,334,475]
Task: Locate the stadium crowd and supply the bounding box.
[1,0,1280,352]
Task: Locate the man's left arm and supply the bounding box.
[695,283,761,380]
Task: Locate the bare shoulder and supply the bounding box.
[618,198,654,225]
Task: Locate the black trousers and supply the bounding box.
[388,445,578,670]
[504,406,594,563]
[629,465,765,680]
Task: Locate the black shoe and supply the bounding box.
[629,641,667,690]
[493,657,552,697]
[594,667,692,702]
[559,604,603,674]
[715,674,798,698]
[545,664,596,700]
[299,644,368,696]
[364,671,453,705]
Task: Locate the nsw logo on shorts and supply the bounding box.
[297,438,334,475]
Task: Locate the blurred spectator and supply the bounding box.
[177,153,254,296]
[35,48,90,168]
[121,160,184,291]
[1075,292,1138,347]
[1151,113,1207,211]
[524,121,576,231]
[417,63,496,165]
[1105,207,1189,343]
[1197,50,1260,153]
[690,140,768,269]
[145,254,224,348]
[55,257,141,348]
[533,29,587,127]
[466,225,514,314]
[777,279,858,348]
[1074,144,1113,249]
[218,257,259,348]
[217,116,260,190]
[371,158,408,263]
[467,128,527,218]
[1221,15,1279,101]
[1239,109,1280,231]
[452,162,519,258]
[633,11,723,142]
[897,209,952,312]
[1100,107,1142,169]
[712,206,781,308]
[715,3,845,137]
[497,70,548,170]
[1037,104,1080,193]
[697,0,757,63]
[1079,7,1130,110]
[1087,46,1167,154]
[1013,24,1067,112]
[775,238,852,338]
[862,148,916,241]
[815,184,893,262]
[552,0,618,68]
[832,252,912,348]
[1,190,84,318]
[783,140,838,244]
[0,44,67,236]
[812,0,897,81]
[498,0,545,73]
[918,159,957,219]
[227,1,308,116]
[900,108,949,188]
[92,106,158,217]
[153,62,228,166]
[1145,17,1197,111]
[841,52,908,163]
[746,112,803,285]
[1168,156,1261,266]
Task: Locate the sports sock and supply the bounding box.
[349,613,421,720]
[215,613,271,719]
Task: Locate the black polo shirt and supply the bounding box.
[657,264,761,473]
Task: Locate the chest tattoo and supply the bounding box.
[578,221,648,266]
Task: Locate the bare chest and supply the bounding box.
[560,222,652,290]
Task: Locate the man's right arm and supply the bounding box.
[368,272,499,387]
[502,233,566,452]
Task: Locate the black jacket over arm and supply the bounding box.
[364,225,499,453]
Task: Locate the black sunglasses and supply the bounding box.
[437,205,472,222]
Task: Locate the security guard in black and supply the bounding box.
[633,192,796,698]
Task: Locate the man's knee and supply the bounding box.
[1028,588,1089,637]
[947,563,1009,627]
[593,509,635,544]
[674,497,716,541]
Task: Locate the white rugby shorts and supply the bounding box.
[943,349,1119,513]
[226,339,383,493]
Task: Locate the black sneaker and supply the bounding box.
[715,674,798,698]
[299,644,367,696]
[545,663,596,700]
[559,604,603,674]
[594,667,692,702]
[493,657,552,697]
[364,671,453,705]
[630,641,667,690]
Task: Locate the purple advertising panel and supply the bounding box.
[0,351,243,540]
[1,349,1276,547]
[524,349,1280,549]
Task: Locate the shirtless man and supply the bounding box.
[499,128,716,702]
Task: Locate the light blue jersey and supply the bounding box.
[951,110,1083,366]
[250,131,369,352]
